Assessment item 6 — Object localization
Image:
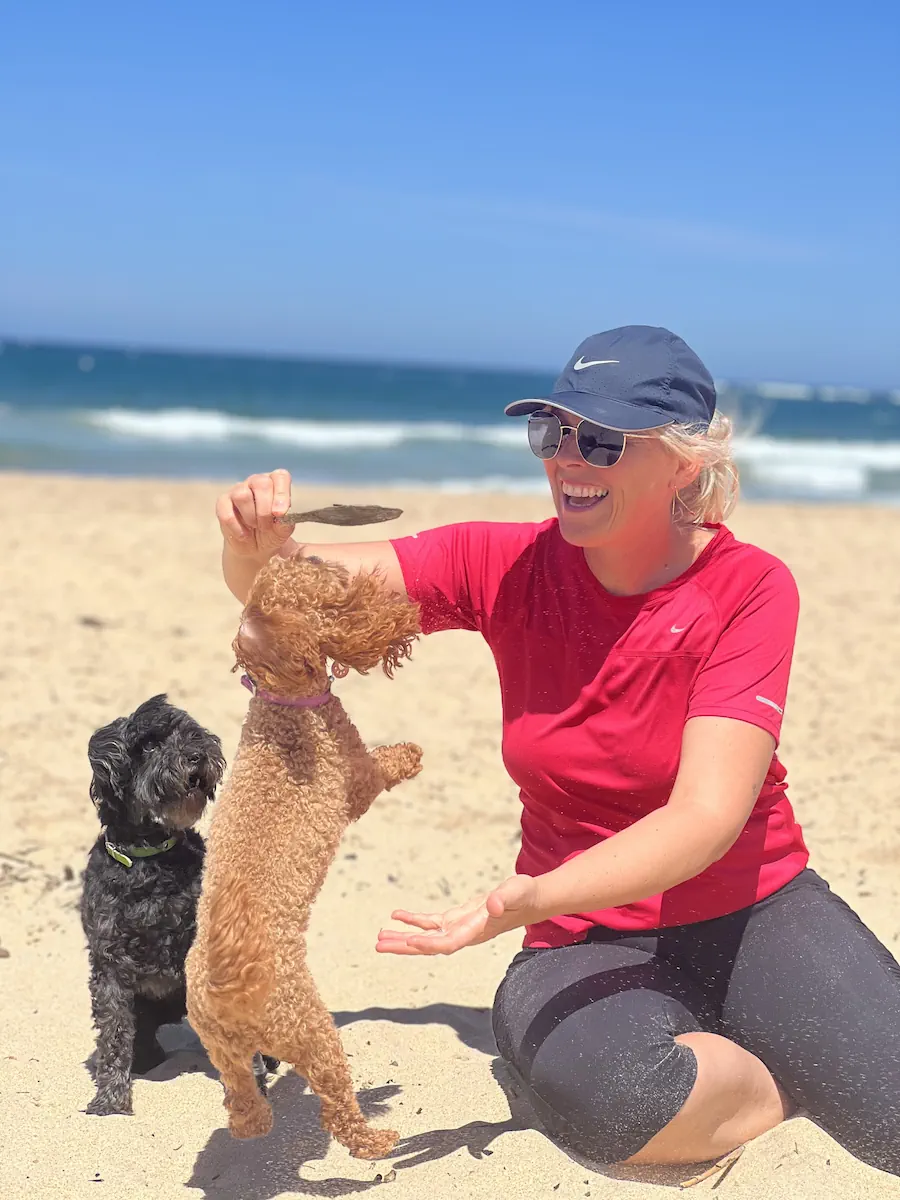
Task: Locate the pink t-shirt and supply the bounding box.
[392,520,808,948]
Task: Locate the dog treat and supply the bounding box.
[279,503,403,527]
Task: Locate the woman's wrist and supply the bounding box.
[222,540,286,603]
[524,872,567,927]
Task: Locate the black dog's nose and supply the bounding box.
[187,773,201,789]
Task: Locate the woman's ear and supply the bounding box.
[670,453,701,494]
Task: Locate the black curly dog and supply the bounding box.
[81,694,276,1116]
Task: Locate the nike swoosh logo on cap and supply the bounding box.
[573,357,620,371]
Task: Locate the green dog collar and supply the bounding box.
[104,836,179,869]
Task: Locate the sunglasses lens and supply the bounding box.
[527,414,563,459]
[577,422,626,467]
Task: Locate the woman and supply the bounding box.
[215,325,900,1175]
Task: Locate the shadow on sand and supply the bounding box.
[185,1003,710,1195]
[188,1075,402,1198]
[332,1001,497,1056]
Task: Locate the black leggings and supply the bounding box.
[492,869,900,1173]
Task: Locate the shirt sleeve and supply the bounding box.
[390,522,496,635]
[687,564,800,743]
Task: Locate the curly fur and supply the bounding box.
[186,555,422,1159]
[80,695,276,1116]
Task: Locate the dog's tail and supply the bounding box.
[201,877,275,1025]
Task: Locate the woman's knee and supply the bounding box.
[502,1032,699,1164]
[491,948,713,1162]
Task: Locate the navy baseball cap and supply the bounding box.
[505,325,716,432]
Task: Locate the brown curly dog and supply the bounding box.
[186,553,422,1159]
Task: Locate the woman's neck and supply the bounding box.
[582,522,716,597]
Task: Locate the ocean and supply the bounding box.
[2,338,900,502]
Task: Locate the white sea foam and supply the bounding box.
[82,407,524,449]
[55,408,900,501]
[756,382,814,401]
[732,436,900,498]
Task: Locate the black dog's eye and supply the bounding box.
[187,773,201,789]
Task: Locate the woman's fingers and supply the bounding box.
[376,879,536,958]
[247,473,275,523]
[375,936,430,956]
[216,471,296,557]
[377,905,493,956]
[215,492,249,542]
[230,480,259,531]
[376,930,453,956]
[388,909,444,932]
[270,468,292,519]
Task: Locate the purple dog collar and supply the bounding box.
[240,673,333,709]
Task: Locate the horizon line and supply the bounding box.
[1,331,896,395]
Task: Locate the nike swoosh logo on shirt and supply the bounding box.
[573,357,620,371]
[671,624,688,634]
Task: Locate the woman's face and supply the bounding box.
[539,408,692,548]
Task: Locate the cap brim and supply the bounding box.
[504,390,675,432]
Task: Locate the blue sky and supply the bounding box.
[2,1,898,386]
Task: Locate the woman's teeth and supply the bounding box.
[561,483,608,498]
[561,481,608,509]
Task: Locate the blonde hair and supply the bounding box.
[657,411,739,526]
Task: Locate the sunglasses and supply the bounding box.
[527,411,628,468]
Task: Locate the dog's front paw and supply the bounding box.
[375,742,423,788]
[86,1089,133,1117]
[397,742,423,781]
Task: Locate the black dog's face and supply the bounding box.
[88,694,225,833]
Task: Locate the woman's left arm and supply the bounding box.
[377,715,775,955]
[378,562,799,956]
[528,715,774,920]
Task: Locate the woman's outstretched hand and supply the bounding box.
[375,875,541,956]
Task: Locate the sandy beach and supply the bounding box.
[3,470,900,1200]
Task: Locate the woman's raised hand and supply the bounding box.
[216,469,295,560]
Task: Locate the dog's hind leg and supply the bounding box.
[284,994,398,1159]
[86,968,137,1116]
[131,995,170,1075]
[207,1045,273,1139]
[132,984,188,1074]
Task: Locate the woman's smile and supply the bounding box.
[558,479,610,512]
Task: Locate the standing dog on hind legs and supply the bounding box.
[187,553,422,1160]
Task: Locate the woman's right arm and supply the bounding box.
[216,469,406,604]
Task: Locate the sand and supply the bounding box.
[2,471,900,1199]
